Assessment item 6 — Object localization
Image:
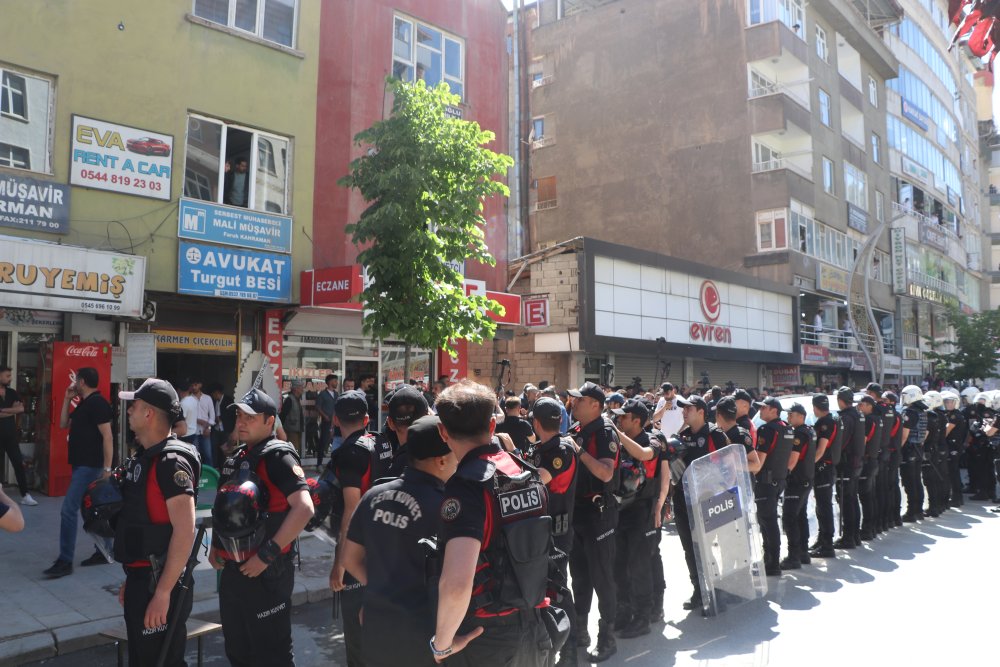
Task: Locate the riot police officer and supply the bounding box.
[211,389,315,667]
[809,394,841,559]
[968,395,998,501]
[834,388,864,550]
[780,403,815,570]
[341,415,457,667]
[713,397,755,459]
[880,391,903,530]
[115,379,201,667]
[942,391,967,509]
[866,384,892,534]
[899,385,928,522]
[922,390,945,517]
[432,381,558,667]
[751,397,795,575]
[857,395,882,542]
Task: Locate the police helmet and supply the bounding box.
[900,385,923,407]
[961,387,980,402]
[81,475,123,562]
[304,476,337,532]
[923,390,943,410]
[618,458,646,498]
[991,392,1000,413]
[941,391,960,406]
[212,471,270,563]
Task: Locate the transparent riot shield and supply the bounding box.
[682,443,767,616]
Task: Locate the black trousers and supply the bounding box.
[0,435,27,496]
[672,486,699,595]
[648,523,664,596]
[220,559,295,667]
[614,501,653,618]
[874,460,890,530]
[858,459,879,535]
[754,481,783,568]
[836,469,860,541]
[551,538,578,656]
[813,464,835,547]
[901,446,924,516]
[449,612,553,667]
[886,456,902,523]
[341,575,365,667]
[781,479,811,561]
[570,504,617,625]
[922,447,945,512]
[947,447,964,507]
[318,420,332,466]
[123,566,193,667]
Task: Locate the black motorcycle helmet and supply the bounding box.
[212,470,269,562]
[304,476,336,532]
[81,475,123,562]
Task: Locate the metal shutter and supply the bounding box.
[690,360,761,391]
[612,355,684,393]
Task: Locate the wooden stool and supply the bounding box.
[99,618,222,667]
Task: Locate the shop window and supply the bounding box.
[0,65,53,173]
[183,114,291,214]
[393,15,464,100]
[193,0,298,48]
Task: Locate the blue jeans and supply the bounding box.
[60,466,110,563]
[196,433,213,468]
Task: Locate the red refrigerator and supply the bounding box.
[38,342,112,496]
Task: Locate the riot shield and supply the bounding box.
[682,443,767,616]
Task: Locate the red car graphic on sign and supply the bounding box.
[126,137,171,157]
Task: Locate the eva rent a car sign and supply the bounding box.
[70,115,173,201]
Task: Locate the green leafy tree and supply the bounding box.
[339,78,514,379]
[923,308,1000,382]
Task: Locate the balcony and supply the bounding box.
[800,323,895,355]
[748,79,811,112]
[751,152,813,181]
[908,269,958,297]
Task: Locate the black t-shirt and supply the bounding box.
[0,386,20,439]
[570,417,619,503]
[789,424,816,483]
[814,413,839,465]
[334,429,393,496]
[68,392,113,468]
[724,425,755,455]
[495,416,534,454]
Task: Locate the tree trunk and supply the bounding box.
[403,343,411,387]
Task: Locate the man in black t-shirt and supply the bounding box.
[0,366,33,505]
[780,403,815,570]
[45,367,115,579]
[495,396,535,454]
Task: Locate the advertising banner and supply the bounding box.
[801,344,829,365]
[901,155,930,185]
[0,236,146,316]
[70,115,172,200]
[300,265,364,309]
[178,197,292,254]
[0,173,70,234]
[178,241,291,303]
[769,365,801,387]
[890,228,907,295]
[816,264,849,296]
[901,98,930,131]
[263,310,284,388]
[919,221,948,252]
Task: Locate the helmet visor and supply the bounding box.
[84,524,114,563]
[217,525,266,563]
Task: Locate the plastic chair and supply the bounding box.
[197,465,220,511]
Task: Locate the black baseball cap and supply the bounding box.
[335,390,369,420]
[119,378,179,414]
[660,382,674,392]
[882,391,898,404]
[568,382,606,404]
[812,394,830,410]
[621,398,649,422]
[733,389,753,403]
[754,397,782,411]
[531,397,564,424]
[866,382,883,395]
[837,386,855,405]
[388,386,429,426]
[787,403,807,416]
[229,388,278,417]
[677,395,707,411]
[407,416,451,460]
[715,396,738,418]
[859,395,877,406]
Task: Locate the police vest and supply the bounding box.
[322,431,393,520]
[466,449,553,617]
[114,439,200,565]
[221,439,299,549]
[528,436,577,539]
[756,419,794,484]
[790,424,816,483]
[925,411,942,452]
[905,408,927,448]
[571,417,620,501]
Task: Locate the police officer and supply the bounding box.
[672,395,729,610]
[528,397,579,667]
[968,393,997,501]
[880,391,904,530]
[329,389,395,667]
[341,415,457,667]
[566,382,620,662]
[834,387,864,550]
[856,395,882,542]
[115,379,201,667]
[432,381,556,667]
[899,385,928,522]
[866,384,892,534]
[751,397,794,575]
[942,391,967,509]
[922,390,945,517]
[211,389,315,667]
[732,389,757,442]
[713,397,759,464]
[780,403,815,570]
[809,394,840,559]
[384,386,431,477]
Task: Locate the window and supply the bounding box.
[875,190,885,222]
[182,114,291,214]
[756,208,788,251]
[844,161,867,210]
[393,15,465,100]
[752,141,780,170]
[1,72,26,119]
[822,157,834,194]
[871,133,881,164]
[535,176,557,210]
[818,88,831,126]
[868,75,878,107]
[532,117,545,140]
[193,0,298,47]
[747,0,804,38]
[749,69,775,97]
[816,25,828,62]
[0,143,29,169]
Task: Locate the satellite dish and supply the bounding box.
[234,351,282,407]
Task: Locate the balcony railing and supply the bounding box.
[892,201,960,240]
[751,153,812,180]
[902,333,919,349]
[908,269,959,297]
[800,323,894,355]
[748,80,811,110]
[532,199,558,212]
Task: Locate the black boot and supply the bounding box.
[779,556,801,570]
[555,646,579,667]
[576,624,591,648]
[612,610,632,632]
[649,593,664,623]
[808,544,836,558]
[619,614,651,639]
[682,591,702,611]
[587,622,617,663]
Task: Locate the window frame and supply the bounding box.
[532,116,545,141]
[871,132,881,164]
[756,208,788,252]
[815,24,828,62]
[1,71,27,121]
[0,142,30,170]
[844,161,868,211]
[191,0,299,49]
[392,14,465,101]
[822,156,835,194]
[875,190,885,222]
[818,88,831,126]
[868,75,878,107]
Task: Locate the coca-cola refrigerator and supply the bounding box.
[36,342,112,496]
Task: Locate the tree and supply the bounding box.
[339,78,514,380]
[923,308,1000,382]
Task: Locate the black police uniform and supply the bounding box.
[438,442,555,667]
[781,423,815,568]
[945,407,968,508]
[900,405,927,521]
[753,418,794,573]
[673,423,730,601]
[216,438,307,667]
[923,408,944,516]
[884,404,904,527]
[835,405,865,548]
[723,425,755,456]
[858,408,882,541]
[568,417,620,639]
[333,427,394,667]
[810,412,841,554]
[115,438,200,667]
[346,468,445,667]
[874,403,896,532]
[969,410,999,501]
[932,407,951,512]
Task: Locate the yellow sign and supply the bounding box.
[154,329,237,353]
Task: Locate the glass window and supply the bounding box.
[868,75,878,107]
[871,132,881,164]
[875,190,885,222]
[756,209,787,251]
[254,134,288,213]
[822,156,834,194]
[818,88,831,126]
[393,15,465,101]
[193,0,297,48]
[844,161,867,210]
[816,25,828,62]
[747,0,803,38]
[0,66,52,173]
[1,72,27,119]
[0,143,29,169]
[532,117,545,140]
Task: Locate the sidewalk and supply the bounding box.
[0,488,335,666]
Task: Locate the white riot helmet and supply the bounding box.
[941,390,960,407]
[961,386,979,403]
[923,390,943,410]
[974,392,990,405]
[992,392,1000,413]
[900,385,923,406]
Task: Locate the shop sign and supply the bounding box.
[906,283,958,308]
[126,333,157,378]
[801,344,829,364]
[901,359,923,376]
[816,264,849,297]
[828,350,854,367]
[884,354,902,376]
[901,98,930,131]
[0,173,70,234]
[178,241,290,303]
[287,367,333,379]
[890,228,907,295]
[70,115,172,201]
[437,339,469,383]
[919,221,948,252]
[263,310,284,388]
[851,352,869,371]
[846,202,868,234]
[0,236,146,316]
[946,186,959,208]
[690,280,732,344]
[463,280,523,325]
[154,329,237,353]
[770,365,800,386]
[901,155,930,185]
[523,295,550,327]
[300,265,363,309]
[178,198,292,254]
[903,346,920,360]
[0,308,62,329]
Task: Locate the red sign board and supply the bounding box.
[486,291,521,325]
[770,365,801,387]
[801,344,830,365]
[437,339,469,383]
[263,310,284,387]
[523,296,549,327]
[300,265,363,309]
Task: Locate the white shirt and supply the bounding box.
[181,395,199,434]
[197,393,216,427]
[814,313,824,332]
[656,396,684,437]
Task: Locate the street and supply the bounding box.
[19,498,1000,666]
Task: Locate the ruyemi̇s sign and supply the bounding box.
[0,236,146,316]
